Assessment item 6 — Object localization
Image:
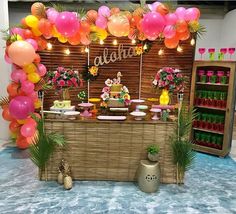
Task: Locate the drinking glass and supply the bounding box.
[198,48,206,60]
[219,48,227,60]
[228,48,235,60]
[208,48,215,61]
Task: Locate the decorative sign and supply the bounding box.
[93,44,138,66]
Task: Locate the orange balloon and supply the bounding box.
[164,37,179,49]
[17,119,26,125]
[68,31,80,45]
[2,107,14,121]
[16,135,30,149]
[23,29,33,39]
[156,4,169,15]
[9,120,21,133]
[110,7,120,15]
[86,10,98,23]
[124,11,132,21]
[177,30,190,41]
[21,18,27,28]
[38,18,53,37]
[7,82,19,97]
[34,53,41,64]
[80,20,91,33]
[36,37,47,51]
[176,20,188,33]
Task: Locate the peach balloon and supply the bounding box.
[164,37,179,49]
[108,14,130,37]
[177,30,190,41]
[8,41,36,67]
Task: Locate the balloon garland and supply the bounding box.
[3,1,201,149]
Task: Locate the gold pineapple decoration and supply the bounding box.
[57,159,73,190]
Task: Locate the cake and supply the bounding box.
[101,72,130,108]
[53,100,71,108]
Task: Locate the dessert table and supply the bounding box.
[42,116,177,184]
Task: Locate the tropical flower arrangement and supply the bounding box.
[152,67,186,93]
[101,79,130,105]
[82,65,99,81]
[47,66,80,89]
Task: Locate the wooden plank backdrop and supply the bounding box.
[39,36,195,109]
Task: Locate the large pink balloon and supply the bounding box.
[8,41,36,66]
[46,8,59,23]
[175,7,186,19]
[98,6,110,17]
[55,12,80,37]
[21,121,36,138]
[165,13,177,25]
[9,96,35,120]
[10,27,24,38]
[108,14,130,37]
[25,39,38,50]
[37,64,47,77]
[95,16,107,29]
[11,69,27,83]
[185,8,200,21]
[141,12,165,37]
[163,25,176,39]
[21,81,35,94]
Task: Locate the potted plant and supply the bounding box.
[29,116,66,180]
[147,145,160,162]
[170,104,198,184]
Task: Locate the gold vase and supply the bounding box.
[61,88,70,100]
[159,89,170,105]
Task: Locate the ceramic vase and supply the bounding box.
[159,89,170,105]
[148,153,159,162]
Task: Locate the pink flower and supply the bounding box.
[58,80,65,87]
[71,77,77,85]
[176,73,182,78]
[102,87,110,93]
[57,67,64,72]
[55,72,60,78]
[166,75,174,81]
[52,78,57,83]
[67,80,73,87]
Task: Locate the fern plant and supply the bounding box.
[29,116,66,180]
[170,104,198,184]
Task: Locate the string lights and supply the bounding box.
[113,39,118,45]
[64,48,70,55]
[190,38,195,46]
[143,44,148,50]
[47,42,52,50]
[85,47,89,53]
[99,40,104,45]
[158,49,164,56]
[177,45,183,53]
[131,39,136,44]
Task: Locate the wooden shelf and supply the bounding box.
[194,105,226,111]
[196,82,228,87]
[193,127,224,135]
[192,143,226,157]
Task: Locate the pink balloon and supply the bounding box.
[165,13,177,25]
[151,1,161,11]
[37,64,47,77]
[21,121,36,137]
[185,8,200,21]
[21,81,35,94]
[10,28,24,38]
[8,41,36,67]
[9,96,35,120]
[147,35,158,41]
[25,39,38,51]
[95,16,107,29]
[4,54,12,64]
[163,25,176,39]
[175,7,186,19]
[98,6,110,17]
[55,12,80,37]
[28,91,38,101]
[11,69,27,83]
[46,8,59,23]
[141,12,165,37]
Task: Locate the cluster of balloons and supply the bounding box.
[3,2,201,148]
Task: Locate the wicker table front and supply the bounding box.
[42,118,177,184]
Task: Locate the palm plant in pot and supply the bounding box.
[147,145,160,162]
[29,116,66,180]
[170,104,197,184]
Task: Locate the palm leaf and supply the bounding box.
[50,3,65,12]
[196,24,206,39]
[0,96,9,108]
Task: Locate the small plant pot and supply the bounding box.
[148,153,159,162]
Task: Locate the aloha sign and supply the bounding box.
[93,44,138,66]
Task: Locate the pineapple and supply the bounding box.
[64,175,73,190]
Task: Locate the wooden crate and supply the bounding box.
[41,119,177,184]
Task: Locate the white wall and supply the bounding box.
[0,0,10,141]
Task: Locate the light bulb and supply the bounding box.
[47,42,52,50]
[177,45,183,53]
[113,39,118,45]
[99,40,104,45]
[158,49,164,56]
[143,44,148,50]
[131,39,136,44]
[85,47,89,53]
[64,48,70,55]
[190,38,195,46]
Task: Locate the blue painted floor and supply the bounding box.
[0,146,236,214]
